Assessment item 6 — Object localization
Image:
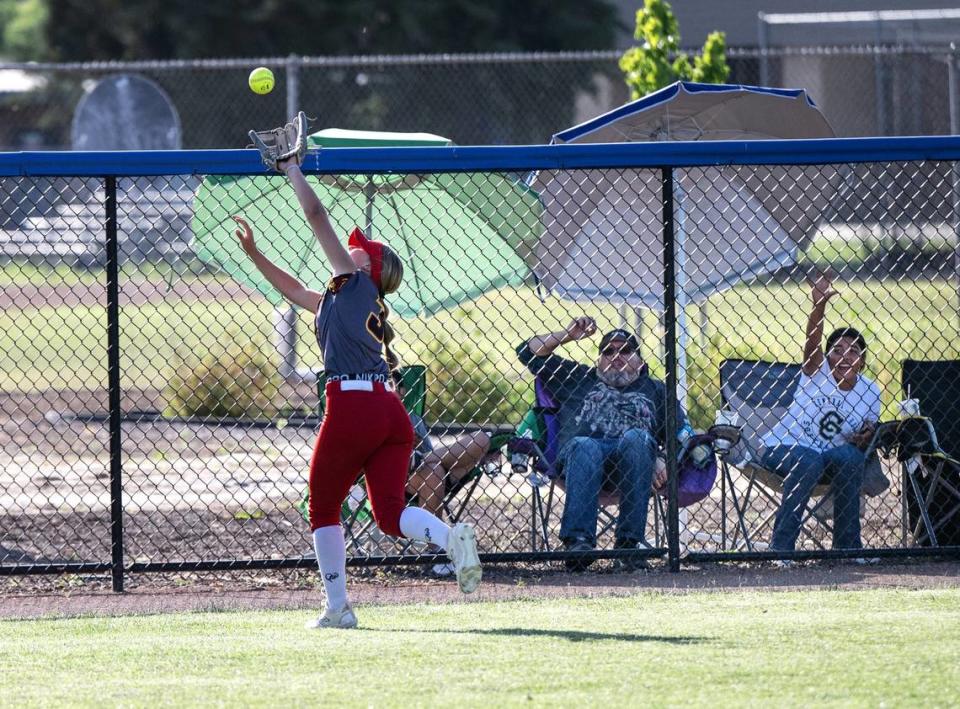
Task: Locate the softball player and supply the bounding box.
[231,156,481,629]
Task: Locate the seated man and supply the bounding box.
[395,373,491,575]
[517,317,698,570]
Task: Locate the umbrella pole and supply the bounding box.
[365,178,375,238]
[675,182,690,409]
[273,306,299,381]
[698,301,709,348]
[949,47,960,320]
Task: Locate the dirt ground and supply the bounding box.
[2,560,959,621]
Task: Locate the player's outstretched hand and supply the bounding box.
[232,216,258,258]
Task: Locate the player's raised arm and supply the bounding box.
[280,160,355,277]
[232,216,321,312]
[249,112,355,278]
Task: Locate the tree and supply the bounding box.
[0,0,624,146]
[0,0,47,60]
[619,0,729,101]
[4,0,620,61]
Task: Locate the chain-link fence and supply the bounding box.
[1,139,960,590]
[1,45,959,153]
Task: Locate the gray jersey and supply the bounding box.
[314,271,390,379]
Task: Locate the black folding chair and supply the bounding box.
[718,359,889,552]
[897,360,960,546]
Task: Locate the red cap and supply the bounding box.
[347,227,384,289]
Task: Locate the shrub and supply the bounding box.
[164,337,281,419]
[416,319,529,427]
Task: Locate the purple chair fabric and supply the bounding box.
[662,433,718,507]
[534,377,561,476]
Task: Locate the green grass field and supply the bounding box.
[3,273,958,428]
[2,590,958,707]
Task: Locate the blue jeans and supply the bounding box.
[558,428,657,546]
[761,443,865,552]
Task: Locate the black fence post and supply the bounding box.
[661,167,680,572]
[105,176,124,593]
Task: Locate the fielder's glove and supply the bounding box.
[248,111,308,172]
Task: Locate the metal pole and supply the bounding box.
[275,54,303,382]
[949,45,960,320]
[105,176,124,593]
[273,308,299,380]
[662,167,680,572]
[286,54,300,121]
[874,23,888,136]
[365,177,376,237]
[757,13,769,86]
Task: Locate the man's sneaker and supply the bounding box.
[305,603,358,629]
[563,538,595,572]
[447,522,482,593]
[849,556,881,566]
[770,559,796,569]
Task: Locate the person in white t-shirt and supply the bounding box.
[761,274,881,553]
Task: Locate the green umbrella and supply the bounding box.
[192,129,542,318]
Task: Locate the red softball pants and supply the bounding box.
[308,381,414,537]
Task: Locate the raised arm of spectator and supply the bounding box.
[802,273,838,377]
[516,317,597,393]
[526,317,598,356]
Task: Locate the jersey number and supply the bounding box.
[365,298,387,342]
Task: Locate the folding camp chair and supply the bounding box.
[506,375,722,554]
[896,360,960,546]
[718,359,889,552]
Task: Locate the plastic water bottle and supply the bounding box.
[510,430,532,474]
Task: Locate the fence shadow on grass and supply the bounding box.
[376,627,707,644]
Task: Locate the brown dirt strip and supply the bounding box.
[0,279,252,309]
[2,560,958,621]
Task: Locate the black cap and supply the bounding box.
[599,329,640,353]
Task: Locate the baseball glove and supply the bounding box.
[248,111,309,172]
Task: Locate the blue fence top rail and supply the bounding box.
[2,135,960,176]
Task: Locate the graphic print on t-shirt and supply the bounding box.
[803,394,851,447]
[763,359,880,453]
[575,382,654,439]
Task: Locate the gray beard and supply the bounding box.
[597,369,640,388]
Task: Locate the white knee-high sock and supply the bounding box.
[312,525,348,610]
[399,506,450,550]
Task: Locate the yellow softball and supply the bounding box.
[248,67,275,95]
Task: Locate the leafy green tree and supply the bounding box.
[619,0,729,100]
[1,0,624,146]
[16,0,620,61]
[0,0,47,60]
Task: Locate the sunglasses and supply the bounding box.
[601,346,637,357]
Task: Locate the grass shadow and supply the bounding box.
[375,627,707,644]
